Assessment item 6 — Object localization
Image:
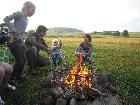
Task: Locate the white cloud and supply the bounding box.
[0,0,140,32]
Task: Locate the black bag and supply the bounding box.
[0,23,8,45]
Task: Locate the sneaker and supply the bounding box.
[0,96,4,105]
[6,84,16,91]
[9,80,17,86]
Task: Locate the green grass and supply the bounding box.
[2,37,140,105]
[129,32,140,38]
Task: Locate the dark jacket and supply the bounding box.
[76,42,93,57]
[25,33,48,51]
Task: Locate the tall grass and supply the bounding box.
[3,37,140,105]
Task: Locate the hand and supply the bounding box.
[45,48,52,54]
[7,34,14,44]
[0,23,5,27]
[47,47,51,51]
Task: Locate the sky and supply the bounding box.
[0,0,140,32]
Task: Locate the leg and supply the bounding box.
[52,54,57,67]
[0,66,5,104]
[26,46,37,71]
[0,66,5,87]
[0,63,13,87]
[9,42,26,80]
[57,54,62,66]
[17,46,26,77]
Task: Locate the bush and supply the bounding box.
[122,30,129,37]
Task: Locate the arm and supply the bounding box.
[59,41,62,48]
[87,43,93,57]
[3,11,22,33]
[28,35,48,51]
[75,45,83,55]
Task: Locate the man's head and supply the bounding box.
[22,1,36,17]
[36,25,48,37]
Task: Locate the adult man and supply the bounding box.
[25,25,51,74]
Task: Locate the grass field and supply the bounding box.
[129,32,140,38]
[2,36,140,105]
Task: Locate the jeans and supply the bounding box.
[52,53,62,67]
[8,40,26,80]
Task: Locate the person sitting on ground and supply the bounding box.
[51,38,62,67]
[75,33,93,64]
[0,63,16,104]
[25,25,51,74]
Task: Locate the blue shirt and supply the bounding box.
[3,11,28,45]
[51,46,62,55]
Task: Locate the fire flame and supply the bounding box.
[62,52,93,91]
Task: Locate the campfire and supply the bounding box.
[62,53,94,92]
[39,53,123,105]
[62,65,93,91]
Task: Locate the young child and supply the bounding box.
[76,33,93,64]
[51,38,62,67]
[3,1,36,82]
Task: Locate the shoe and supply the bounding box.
[5,84,16,91]
[0,96,4,105]
[9,80,17,86]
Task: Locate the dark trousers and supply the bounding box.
[26,47,50,70]
[8,40,26,80]
[26,47,37,70]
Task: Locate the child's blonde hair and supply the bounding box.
[52,38,59,46]
[22,1,36,12]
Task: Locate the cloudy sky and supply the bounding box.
[0,0,140,32]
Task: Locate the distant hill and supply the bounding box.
[47,27,83,34]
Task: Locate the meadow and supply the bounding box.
[2,35,140,105]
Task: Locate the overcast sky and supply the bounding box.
[0,0,140,32]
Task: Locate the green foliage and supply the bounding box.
[122,30,129,37]
[91,31,120,36]
[47,27,83,34]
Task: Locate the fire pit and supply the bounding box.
[39,54,123,105]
